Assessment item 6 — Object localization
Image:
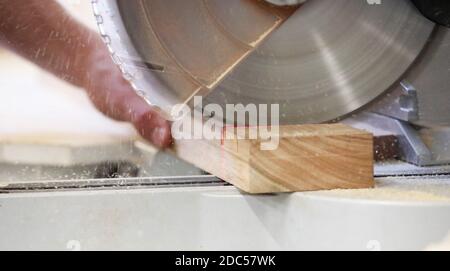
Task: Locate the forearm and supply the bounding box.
[0,0,172,147]
[0,0,129,121]
[0,0,99,88]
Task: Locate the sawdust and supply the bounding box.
[307,177,450,203]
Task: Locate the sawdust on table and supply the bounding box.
[307,177,450,203]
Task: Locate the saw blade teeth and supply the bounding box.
[92,0,294,119]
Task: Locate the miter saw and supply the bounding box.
[93,0,450,168]
[2,0,450,251]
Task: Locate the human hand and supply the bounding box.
[83,47,173,148]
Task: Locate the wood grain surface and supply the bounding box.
[174,123,374,194]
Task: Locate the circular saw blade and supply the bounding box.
[94,0,435,124]
[206,0,436,124]
[93,0,295,119]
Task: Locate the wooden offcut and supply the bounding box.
[173,124,375,194]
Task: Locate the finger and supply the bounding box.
[131,102,173,149]
[97,87,173,148]
[119,91,173,148]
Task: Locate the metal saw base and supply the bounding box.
[0,175,449,251]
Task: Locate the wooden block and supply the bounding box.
[172,123,374,194]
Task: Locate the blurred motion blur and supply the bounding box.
[0,1,193,184]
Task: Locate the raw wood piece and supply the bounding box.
[173,124,374,194]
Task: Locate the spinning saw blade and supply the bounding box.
[93,0,435,124]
